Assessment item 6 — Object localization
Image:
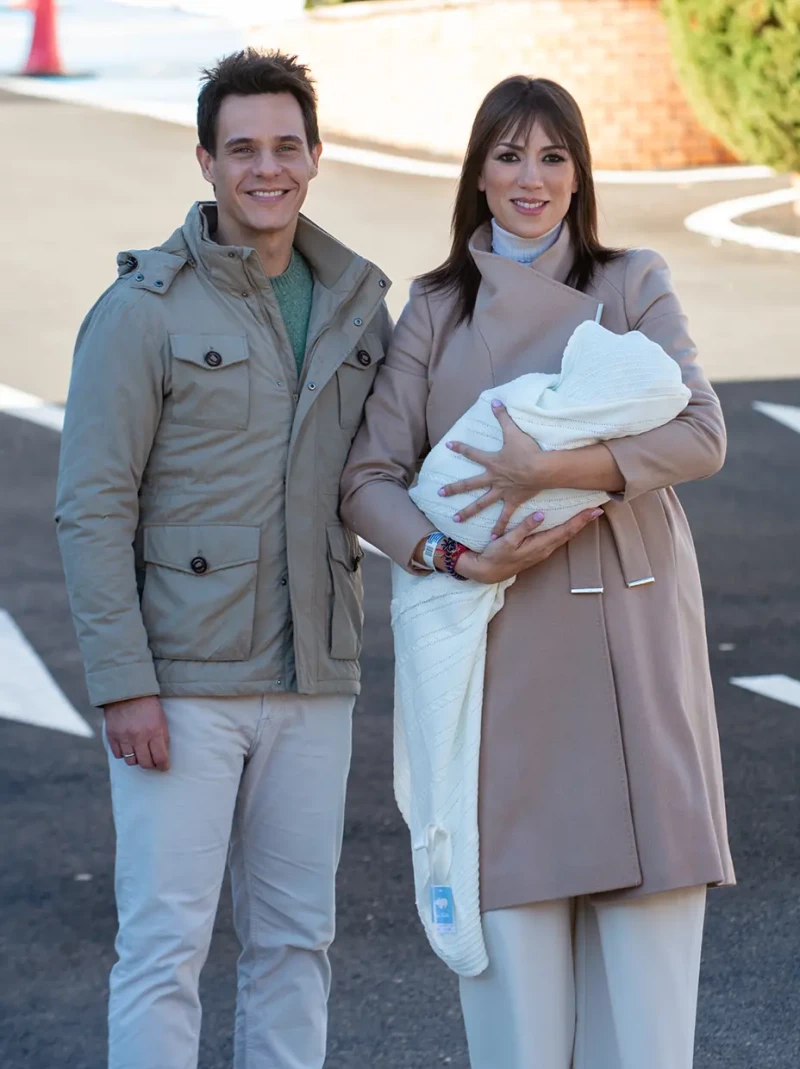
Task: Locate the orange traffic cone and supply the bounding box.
[23,0,65,77]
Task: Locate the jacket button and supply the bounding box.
[378,279,386,289]
[134,273,145,282]
[307,382,316,391]
[353,317,363,327]
[190,556,208,575]
[357,350,371,367]
[204,350,223,368]
[280,577,287,586]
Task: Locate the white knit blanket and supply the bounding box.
[391,320,691,976]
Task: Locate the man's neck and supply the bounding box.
[213,210,298,278]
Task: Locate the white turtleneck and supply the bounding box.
[491,218,562,265]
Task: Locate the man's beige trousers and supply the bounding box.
[104,693,354,1069]
[458,886,707,1069]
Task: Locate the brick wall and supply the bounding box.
[251,0,737,170]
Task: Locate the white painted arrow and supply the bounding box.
[0,610,93,737]
[753,402,800,436]
[730,675,800,711]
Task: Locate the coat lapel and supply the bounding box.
[469,222,602,381]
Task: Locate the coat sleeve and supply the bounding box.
[55,290,165,707]
[340,283,438,571]
[603,248,726,502]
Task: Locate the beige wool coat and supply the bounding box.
[340,223,735,910]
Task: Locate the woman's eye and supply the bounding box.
[497,153,519,163]
[543,153,567,164]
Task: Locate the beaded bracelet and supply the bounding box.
[441,536,470,581]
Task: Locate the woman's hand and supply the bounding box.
[457,507,603,584]
[440,400,549,537]
[441,400,625,536]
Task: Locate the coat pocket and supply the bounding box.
[169,334,250,429]
[327,524,365,660]
[141,524,260,661]
[336,334,382,430]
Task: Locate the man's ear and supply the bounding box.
[309,141,323,181]
[196,144,215,185]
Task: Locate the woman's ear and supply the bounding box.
[478,171,486,193]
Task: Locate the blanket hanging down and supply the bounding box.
[391,320,691,976]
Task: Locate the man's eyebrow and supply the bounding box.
[223,134,304,148]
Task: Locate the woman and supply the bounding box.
[340,77,733,1069]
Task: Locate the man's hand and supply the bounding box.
[457,507,603,585]
[104,696,171,771]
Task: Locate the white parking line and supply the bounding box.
[753,401,800,436]
[0,610,93,737]
[0,383,64,432]
[685,186,800,255]
[730,675,800,711]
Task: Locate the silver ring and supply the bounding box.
[122,753,136,759]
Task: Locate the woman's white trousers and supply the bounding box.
[458,886,707,1069]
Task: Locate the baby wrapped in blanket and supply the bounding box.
[391,319,692,977]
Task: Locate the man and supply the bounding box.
[56,48,391,1069]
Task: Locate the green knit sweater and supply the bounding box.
[270,248,314,376]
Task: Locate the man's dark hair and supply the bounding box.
[198,48,319,155]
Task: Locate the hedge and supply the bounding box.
[662,0,800,172]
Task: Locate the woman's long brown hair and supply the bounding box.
[419,77,622,324]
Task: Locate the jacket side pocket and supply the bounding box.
[327,524,365,660]
[141,524,260,661]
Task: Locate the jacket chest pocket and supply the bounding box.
[336,334,382,430]
[141,524,260,661]
[169,334,250,429]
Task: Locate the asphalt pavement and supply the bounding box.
[1,84,799,1069]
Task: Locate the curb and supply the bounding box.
[0,76,778,187]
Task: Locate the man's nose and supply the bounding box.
[253,151,283,178]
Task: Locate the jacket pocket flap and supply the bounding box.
[327,525,363,571]
[143,525,260,574]
[169,334,249,370]
[341,333,384,371]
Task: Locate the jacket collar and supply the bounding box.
[168,202,388,300]
[467,221,602,380]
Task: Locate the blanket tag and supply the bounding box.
[430,885,456,934]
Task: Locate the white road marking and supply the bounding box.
[753,401,800,436]
[731,675,800,710]
[685,186,800,255]
[0,383,64,432]
[0,611,93,737]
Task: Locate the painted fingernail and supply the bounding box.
[591,509,603,517]
[438,488,446,497]
[491,399,503,409]
[453,514,462,523]
[533,511,545,521]
[445,441,454,449]
[490,533,498,540]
